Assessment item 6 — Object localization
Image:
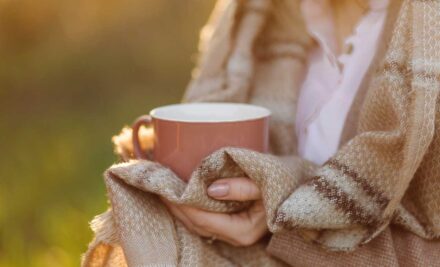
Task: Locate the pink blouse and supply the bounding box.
[296,0,389,165]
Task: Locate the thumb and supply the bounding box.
[207,177,261,201]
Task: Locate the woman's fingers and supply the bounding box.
[207,177,261,201]
[160,178,268,247]
[179,205,246,245]
[161,198,212,237]
[161,198,268,246]
[164,202,243,245]
[178,202,267,246]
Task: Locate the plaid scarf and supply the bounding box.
[83,0,440,266]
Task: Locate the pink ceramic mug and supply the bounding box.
[131,103,270,181]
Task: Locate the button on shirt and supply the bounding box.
[296,0,389,165]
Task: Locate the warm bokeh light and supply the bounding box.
[0,1,214,266]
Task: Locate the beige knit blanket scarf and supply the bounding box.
[83,0,440,266]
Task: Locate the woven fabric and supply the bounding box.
[83,0,440,266]
[267,225,440,267]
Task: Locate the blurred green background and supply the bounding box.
[0,0,215,266]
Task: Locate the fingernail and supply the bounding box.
[208,183,229,197]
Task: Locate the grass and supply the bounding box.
[0,1,214,266]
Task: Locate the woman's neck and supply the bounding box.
[331,0,369,54]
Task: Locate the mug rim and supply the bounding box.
[149,102,271,123]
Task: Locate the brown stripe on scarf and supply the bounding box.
[415,71,440,82]
[309,176,381,227]
[381,61,411,78]
[325,159,390,209]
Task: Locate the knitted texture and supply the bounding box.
[83,0,440,266]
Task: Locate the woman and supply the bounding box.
[83,0,440,266]
[162,0,440,265]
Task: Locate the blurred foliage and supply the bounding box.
[0,0,215,266]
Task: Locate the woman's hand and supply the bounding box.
[161,177,267,246]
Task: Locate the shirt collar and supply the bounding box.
[300,0,390,62]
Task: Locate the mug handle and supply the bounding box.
[132,115,154,160]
